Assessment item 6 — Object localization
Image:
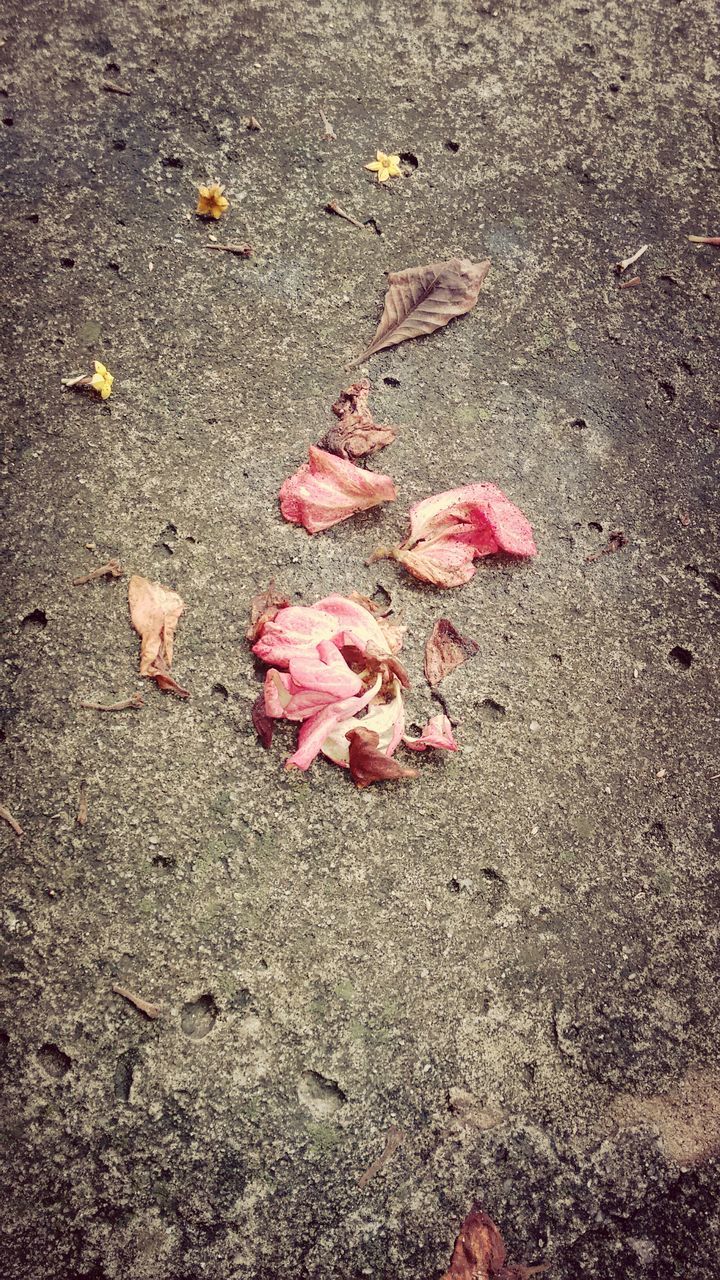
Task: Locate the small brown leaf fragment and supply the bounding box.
[614,244,649,273]
[618,275,641,289]
[425,618,479,687]
[102,79,132,95]
[246,115,261,130]
[205,242,253,257]
[252,693,274,749]
[72,559,124,586]
[112,983,161,1020]
[76,782,88,827]
[128,575,189,698]
[80,693,144,712]
[585,529,628,563]
[317,380,397,461]
[246,582,290,643]
[346,727,417,789]
[687,235,720,245]
[353,256,491,365]
[0,804,24,837]
[438,1207,546,1280]
[357,1124,404,1189]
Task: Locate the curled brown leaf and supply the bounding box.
[353,256,491,365]
[425,619,479,687]
[438,1208,546,1280]
[346,726,417,789]
[252,693,274,749]
[247,582,290,643]
[318,381,397,461]
[128,575,189,698]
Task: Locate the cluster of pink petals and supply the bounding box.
[279,446,396,534]
[371,483,537,587]
[252,593,457,781]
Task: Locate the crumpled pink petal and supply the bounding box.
[254,595,393,667]
[322,678,406,765]
[280,445,396,534]
[287,677,381,770]
[403,713,458,752]
[264,668,345,722]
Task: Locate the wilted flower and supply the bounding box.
[369,483,537,587]
[196,182,229,219]
[61,359,114,400]
[365,151,402,183]
[403,713,458,752]
[279,445,396,534]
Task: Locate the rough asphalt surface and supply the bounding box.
[2,1,720,1277]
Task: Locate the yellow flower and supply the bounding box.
[365,151,402,183]
[90,361,114,400]
[196,182,229,219]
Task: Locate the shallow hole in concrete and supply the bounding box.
[162,156,184,169]
[297,1070,346,1118]
[21,608,47,629]
[60,257,75,268]
[399,151,419,173]
[383,376,400,387]
[114,1048,137,1101]
[112,138,126,151]
[181,993,218,1039]
[668,645,693,670]
[570,417,588,429]
[38,1043,71,1078]
[588,521,603,532]
[212,682,229,701]
[444,139,460,152]
[478,697,506,721]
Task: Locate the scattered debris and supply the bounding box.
[61,360,114,400]
[112,983,161,1020]
[279,445,396,533]
[352,257,491,365]
[76,782,88,827]
[585,528,627,563]
[346,726,418,789]
[424,618,479,686]
[128,575,189,697]
[102,79,132,96]
[365,150,402,183]
[251,693,274,748]
[615,244,649,273]
[678,511,691,527]
[72,559,124,586]
[246,115,261,131]
[687,235,720,245]
[204,242,252,257]
[357,1124,404,1189]
[437,1207,546,1280]
[196,183,229,219]
[80,693,144,712]
[0,803,24,837]
[318,381,397,461]
[369,483,536,587]
[325,200,367,231]
[445,1086,506,1134]
[319,106,336,141]
[618,275,641,289]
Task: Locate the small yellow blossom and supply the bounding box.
[90,360,114,400]
[196,182,229,219]
[365,151,402,183]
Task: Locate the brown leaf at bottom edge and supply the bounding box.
[246,582,290,642]
[425,618,479,687]
[252,694,274,749]
[346,727,417,789]
[317,380,397,460]
[438,1208,546,1280]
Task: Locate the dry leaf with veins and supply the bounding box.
[353,257,491,365]
[438,1208,545,1280]
[425,618,479,686]
[346,726,418,789]
[128,575,189,698]
[318,381,397,461]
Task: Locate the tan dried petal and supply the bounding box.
[346,726,417,789]
[247,582,290,643]
[318,380,397,461]
[353,257,491,364]
[425,618,479,687]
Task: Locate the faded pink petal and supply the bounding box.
[314,594,392,654]
[287,677,381,771]
[253,604,343,667]
[322,678,406,766]
[280,445,396,534]
[288,639,363,700]
[403,713,458,752]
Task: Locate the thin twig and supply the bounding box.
[357,1125,404,1189]
[319,106,336,141]
[72,559,124,586]
[112,984,161,1019]
[80,693,145,712]
[615,244,649,273]
[76,782,88,827]
[326,200,366,230]
[102,79,132,96]
[204,243,253,257]
[0,804,24,837]
[618,276,641,289]
[687,235,720,245]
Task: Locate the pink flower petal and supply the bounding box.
[407,483,536,557]
[280,445,396,534]
[287,677,381,771]
[403,713,458,752]
[288,638,363,700]
[322,678,406,765]
[253,604,342,667]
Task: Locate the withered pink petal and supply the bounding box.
[287,677,381,771]
[403,713,458,752]
[314,594,391,653]
[393,540,478,588]
[288,639,364,700]
[253,604,342,666]
[279,445,396,534]
[346,727,418,789]
[264,667,342,722]
[406,483,536,558]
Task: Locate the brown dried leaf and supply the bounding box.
[438,1208,545,1280]
[246,582,290,643]
[318,380,397,461]
[252,693,274,749]
[205,242,253,257]
[128,575,189,698]
[356,1124,404,1189]
[425,618,479,687]
[76,781,88,827]
[346,727,417,789]
[354,257,491,364]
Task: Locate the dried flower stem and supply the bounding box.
[615,244,649,273]
[80,692,145,712]
[619,276,641,289]
[0,804,24,837]
[319,107,336,141]
[204,243,253,257]
[72,559,124,586]
[112,984,161,1019]
[76,782,88,827]
[687,235,720,245]
[102,79,132,95]
[357,1125,404,1189]
[326,200,367,231]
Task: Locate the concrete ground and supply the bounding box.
[2,0,719,1276]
